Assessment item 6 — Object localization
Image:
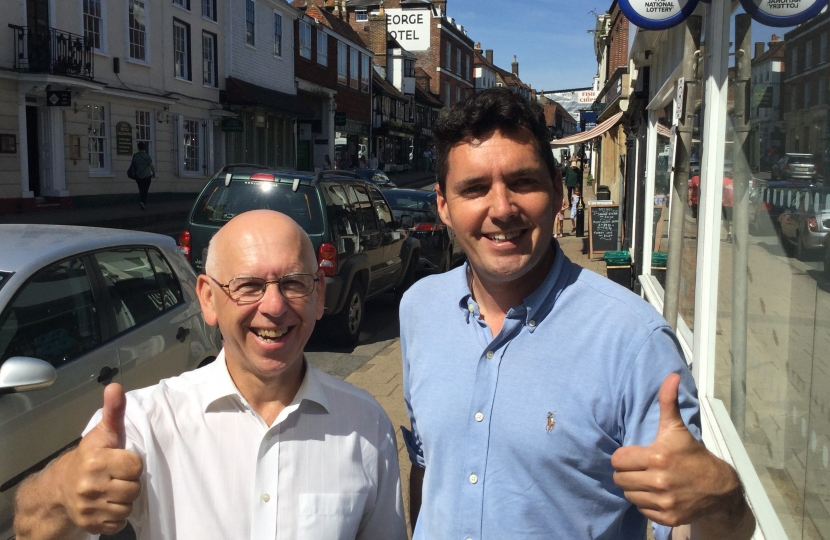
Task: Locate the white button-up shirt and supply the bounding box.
[83,350,406,540]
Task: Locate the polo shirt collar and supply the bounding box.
[457,239,567,331]
[203,349,330,414]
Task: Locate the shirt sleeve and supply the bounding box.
[399,304,426,468]
[356,417,407,540]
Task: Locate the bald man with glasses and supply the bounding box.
[15,210,407,540]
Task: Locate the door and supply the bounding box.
[90,248,192,391]
[25,106,40,196]
[367,185,404,285]
[0,256,117,535]
[347,184,387,295]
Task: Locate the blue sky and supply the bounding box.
[443,1,798,92]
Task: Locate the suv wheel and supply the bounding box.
[329,282,364,346]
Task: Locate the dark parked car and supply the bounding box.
[352,169,396,189]
[771,153,818,181]
[776,187,830,259]
[383,189,463,273]
[178,166,420,345]
[749,180,817,233]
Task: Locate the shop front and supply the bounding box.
[335,118,369,169]
[625,3,830,538]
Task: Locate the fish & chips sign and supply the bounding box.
[618,0,700,30]
[386,9,431,52]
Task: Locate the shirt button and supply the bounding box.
[528,319,536,327]
[261,493,270,502]
[469,474,478,484]
[475,412,484,422]
[485,351,494,359]
[468,304,475,312]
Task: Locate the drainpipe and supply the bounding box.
[730,14,752,440]
[662,16,701,332]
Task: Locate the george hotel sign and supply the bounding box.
[385,9,431,52]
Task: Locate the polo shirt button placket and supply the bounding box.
[474,412,484,422]
[485,351,494,360]
[469,473,478,484]
[528,319,536,328]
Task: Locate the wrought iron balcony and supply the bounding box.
[9,24,93,79]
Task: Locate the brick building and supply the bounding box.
[750,36,786,171]
[473,44,498,92]
[783,11,830,158]
[291,1,373,170]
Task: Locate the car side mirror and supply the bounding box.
[400,214,414,229]
[0,357,57,394]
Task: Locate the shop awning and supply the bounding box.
[550,111,623,147]
[224,77,315,120]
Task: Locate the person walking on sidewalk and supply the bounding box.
[400,88,755,540]
[569,186,581,233]
[129,142,155,211]
[14,210,407,540]
[564,158,579,203]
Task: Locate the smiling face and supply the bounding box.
[436,128,561,294]
[196,211,325,387]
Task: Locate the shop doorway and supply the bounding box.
[25,106,40,196]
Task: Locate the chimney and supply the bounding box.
[485,49,493,63]
[368,7,388,66]
[512,55,518,77]
[432,0,447,16]
[324,0,335,11]
[340,0,348,21]
[755,42,765,59]
[333,0,340,16]
[770,34,780,42]
[475,42,481,51]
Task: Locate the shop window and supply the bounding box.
[183,119,201,173]
[128,0,147,61]
[87,103,109,172]
[135,110,153,157]
[300,21,311,60]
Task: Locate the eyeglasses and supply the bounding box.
[209,273,319,302]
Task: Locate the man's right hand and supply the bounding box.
[57,383,143,535]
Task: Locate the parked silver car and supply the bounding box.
[771,153,818,182]
[776,188,830,259]
[0,225,220,539]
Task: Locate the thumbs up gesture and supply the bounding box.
[56,384,144,535]
[611,374,740,528]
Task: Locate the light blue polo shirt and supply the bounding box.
[400,241,700,540]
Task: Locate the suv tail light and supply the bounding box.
[318,242,338,277]
[808,216,819,232]
[249,173,276,181]
[413,223,445,232]
[178,230,192,262]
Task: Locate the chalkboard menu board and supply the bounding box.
[588,204,620,259]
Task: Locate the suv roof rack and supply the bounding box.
[216,163,270,174]
[310,169,360,188]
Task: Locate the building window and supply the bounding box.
[805,82,811,107]
[445,82,450,107]
[245,0,255,46]
[791,86,798,111]
[404,59,415,77]
[806,41,813,69]
[273,12,282,56]
[83,0,104,51]
[135,110,153,156]
[173,20,191,80]
[361,53,370,93]
[792,48,798,74]
[87,104,108,171]
[465,54,470,80]
[183,119,201,173]
[456,48,461,74]
[202,0,216,21]
[173,0,190,9]
[445,44,451,70]
[202,31,217,87]
[822,33,828,64]
[337,41,347,85]
[820,78,827,105]
[350,47,359,90]
[317,30,328,66]
[356,11,368,21]
[456,86,461,103]
[300,21,312,59]
[128,0,146,61]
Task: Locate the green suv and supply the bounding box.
[178,166,420,345]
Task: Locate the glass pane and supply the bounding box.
[95,249,163,333]
[0,258,101,367]
[148,250,183,309]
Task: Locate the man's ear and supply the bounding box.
[315,268,326,320]
[196,274,219,326]
[435,183,453,230]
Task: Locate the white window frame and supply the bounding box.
[87,103,110,174]
[356,11,368,21]
[337,41,347,85]
[300,21,312,60]
[173,0,190,10]
[361,53,370,93]
[182,118,203,174]
[173,19,191,81]
[273,12,282,57]
[202,31,217,87]
[245,0,255,46]
[126,0,148,63]
[202,0,216,22]
[350,47,359,90]
[135,109,155,159]
[82,0,107,54]
[317,30,328,66]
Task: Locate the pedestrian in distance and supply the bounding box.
[570,186,581,233]
[368,152,379,170]
[13,210,407,540]
[400,88,755,540]
[723,173,734,243]
[564,157,579,203]
[129,141,155,211]
[554,194,567,238]
[324,154,333,169]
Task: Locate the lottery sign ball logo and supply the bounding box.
[618,0,700,31]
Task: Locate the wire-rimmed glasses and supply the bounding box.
[209,273,319,302]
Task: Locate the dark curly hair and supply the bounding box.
[433,88,557,193]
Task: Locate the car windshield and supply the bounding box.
[384,191,437,222]
[788,155,814,164]
[191,179,324,233]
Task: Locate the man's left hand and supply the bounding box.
[611,373,742,527]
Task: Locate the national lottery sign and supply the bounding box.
[740,0,828,27]
[618,0,700,30]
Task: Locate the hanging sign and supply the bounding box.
[618,0,700,30]
[740,0,828,27]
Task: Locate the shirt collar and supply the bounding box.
[203,349,330,414]
[457,239,568,331]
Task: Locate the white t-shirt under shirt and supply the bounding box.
[83,350,406,540]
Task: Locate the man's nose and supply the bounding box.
[488,183,517,221]
[258,282,289,315]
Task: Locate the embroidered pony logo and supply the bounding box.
[546,411,556,432]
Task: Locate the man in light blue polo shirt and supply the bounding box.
[400,88,756,540]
